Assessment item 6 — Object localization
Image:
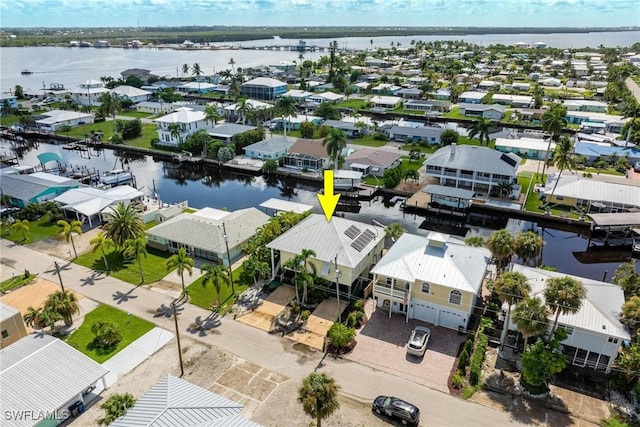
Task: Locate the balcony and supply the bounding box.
[373,284,406,300]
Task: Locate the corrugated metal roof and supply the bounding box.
[259,198,314,214]
[0,173,79,203]
[425,144,521,176]
[544,174,640,208]
[0,302,20,321]
[370,232,490,293]
[588,212,640,227]
[266,214,384,268]
[512,265,630,340]
[0,334,109,427]
[423,184,475,199]
[111,374,261,427]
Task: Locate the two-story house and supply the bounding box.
[371,232,490,331]
[155,107,210,147]
[72,79,110,106]
[240,77,287,101]
[424,144,521,195]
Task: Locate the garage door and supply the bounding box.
[439,310,465,330]
[412,302,437,324]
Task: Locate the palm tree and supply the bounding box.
[486,229,515,273]
[243,256,271,287]
[204,105,222,127]
[181,64,190,76]
[23,306,43,330]
[298,248,317,305]
[548,135,575,199]
[544,276,586,336]
[98,393,136,426]
[228,58,236,72]
[98,92,122,133]
[494,271,530,350]
[124,237,148,284]
[200,263,229,308]
[192,63,203,92]
[384,223,405,243]
[57,219,83,259]
[166,247,194,296]
[275,96,298,134]
[236,98,252,125]
[103,202,145,248]
[166,122,182,145]
[468,117,493,146]
[513,296,550,350]
[90,232,114,270]
[621,296,640,339]
[298,372,340,427]
[45,290,79,326]
[283,256,303,304]
[11,219,29,242]
[541,104,568,177]
[323,128,347,171]
[514,231,544,266]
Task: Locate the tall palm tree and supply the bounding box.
[486,229,515,273]
[298,372,340,427]
[275,96,298,135]
[167,122,182,145]
[283,256,303,304]
[200,263,229,308]
[322,128,347,171]
[91,232,114,270]
[548,135,575,199]
[513,296,550,350]
[99,92,122,133]
[514,231,544,266]
[544,276,586,336]
[228,57,236,72]
[192,63,203,92]
[204,105,222,127]
[57,219,83,259]
[11,219,29,242]
[494,271,530,350]
[103,202,145,248]
[541,103,568,177]
[468,117,493,146]
[45,290,79,326]
[181,64,190,76]
[236,98,252,125]
[124,237,148,284]
[298,249,317,305]
[243,256,270,287]
[166,247,194,296]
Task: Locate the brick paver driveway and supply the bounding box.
[347,301,466,393]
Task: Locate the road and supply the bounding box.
[1,238,519,426]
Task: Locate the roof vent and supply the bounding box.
[450,143,456,158]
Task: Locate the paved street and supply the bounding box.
[0,238,524,426]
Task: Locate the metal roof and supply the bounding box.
[588,212,640,227]
[241,77,287,88]
[0,302,20,321]
[243,136,296,154]
[259,198,314,214]
[266,214,384,269]
[0,173,79,203]
[0,334,109,427]
[423,184,475,199]
[387,125,444,138]
[345,148,402,168]
[208,123,256,138]
[425,144,521,176]
[111,374,261,427]
[371,232,490,293]
[512,265,630,340]
[544,174,640,208]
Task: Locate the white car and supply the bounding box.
[406,326,431,357]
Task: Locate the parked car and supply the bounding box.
[372,396,420,426]
[633,161,640,173]
[406,326,431,357]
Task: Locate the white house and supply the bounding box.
[110,85,152,104]
[307,92,345,104]
[371,232,490,331]
[491,94,533,108]
[494,137,556,160]
[136,101,174,115]
[370,95,402,110]
[155,107,210,147]
[458,91,486,104]
[507,265,629,374]
[458,103,506,120]
[34,109,94,132]
[424,143,521,195]
[72,79,110,106]
[243,136,297,160]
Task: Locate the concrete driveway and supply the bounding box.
[347,299,465,393]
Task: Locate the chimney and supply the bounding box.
[450,143,457,158]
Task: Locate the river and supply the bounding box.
[2,140,636,281]
[2,30,639,94]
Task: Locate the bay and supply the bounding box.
[2,141,634,281]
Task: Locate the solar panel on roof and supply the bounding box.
[350,228,376,252]
[500,153,518,167]
[344,225,361,240]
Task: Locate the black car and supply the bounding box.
[372,395,420,426]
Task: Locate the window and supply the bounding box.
[608,337,618,344]
[1,330,8,339]
[421,282,430,294]
[449,290,462,305]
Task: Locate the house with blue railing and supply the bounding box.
[241,77,287,101]
[0,95,18,114]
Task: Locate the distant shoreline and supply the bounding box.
[2,26,638,48]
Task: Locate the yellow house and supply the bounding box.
[371,232,490,331]
[0,302,28,349]
[267,214,385,295]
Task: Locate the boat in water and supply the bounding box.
[101,169,134,186]
[21,69,33,75]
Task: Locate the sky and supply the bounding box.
[1,0,638,28]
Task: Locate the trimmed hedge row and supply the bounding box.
[469,333,489,386]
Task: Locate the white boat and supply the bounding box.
[101,169,134,185]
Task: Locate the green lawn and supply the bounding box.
[336,99,368,110]
[117,110,153,118]
[74,246,175,285]
[187,265,250,314]
[580,167,625,177]
[517,172,582,219]
[349,135,388,147]
[0,273,37,292]
[65,304,154,363]
[57,121,158,150]
[0,114,19,126]
[0,214,60,244]
[401,136,493,154]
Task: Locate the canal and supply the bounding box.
[2,141,637,281]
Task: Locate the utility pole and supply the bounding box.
[172,303,184,377]
[54,261,65,292]
[222,221,235,295]
[334,254,341,323]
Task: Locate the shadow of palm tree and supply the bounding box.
[112,288,139,304]
[187,314,222,336]
[80,271,106,286]
[154,303,184,318]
